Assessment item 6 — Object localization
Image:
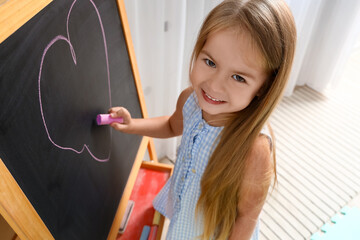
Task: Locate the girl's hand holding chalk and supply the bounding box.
[107,107,133,133]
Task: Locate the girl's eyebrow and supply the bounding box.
[201,49,257,81]
[201,49,215,60]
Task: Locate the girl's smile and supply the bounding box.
[201,89,226,104]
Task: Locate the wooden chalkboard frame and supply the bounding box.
[0,0,158,239]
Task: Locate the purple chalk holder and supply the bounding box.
[97,114,123,125]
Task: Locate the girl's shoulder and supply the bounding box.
[177,86,194,109]
[252,135,272,160]
[170,87,194,128]
[246,133,273,181]
[259,123,273,152]
[177,87,197,117]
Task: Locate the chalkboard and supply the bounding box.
[0,0,144,239]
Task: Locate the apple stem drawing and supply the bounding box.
[38,0,112,162]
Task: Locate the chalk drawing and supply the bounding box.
[38,0,111,162]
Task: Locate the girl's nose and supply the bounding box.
[207,71,226,92]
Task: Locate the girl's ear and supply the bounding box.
[256,84,266,97]
[257,75,273,97]
[257,68,277,97]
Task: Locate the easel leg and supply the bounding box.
[147,138,158,162]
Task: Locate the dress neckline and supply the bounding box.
[191,91,225,129]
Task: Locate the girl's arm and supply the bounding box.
[108,87,193,138]
[229,135,273,240]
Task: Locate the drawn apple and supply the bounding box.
[38,0,111,162]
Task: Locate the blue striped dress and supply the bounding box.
[153,91,268,239]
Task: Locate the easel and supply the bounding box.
[0,0,163,239]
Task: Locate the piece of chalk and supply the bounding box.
[148,225,158,240]
[152,211,161,225]
[96,114,123,125]
[139,225,151,240]
[118,200,134,234]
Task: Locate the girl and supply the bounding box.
[110,0,296,239]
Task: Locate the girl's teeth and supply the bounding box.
[205,92,223,102]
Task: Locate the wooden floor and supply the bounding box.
[260,85,360,240]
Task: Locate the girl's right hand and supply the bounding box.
[108,107,133,133]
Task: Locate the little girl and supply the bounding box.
[110,0,296,239]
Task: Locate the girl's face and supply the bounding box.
[190,28,268,125]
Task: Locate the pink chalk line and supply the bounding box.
[38,0,112,162]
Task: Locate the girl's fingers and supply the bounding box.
[110,122,125,131]
[107,107,132,131]
[115,108,131,122]
[108,107,121,114]
[108,107,129,119]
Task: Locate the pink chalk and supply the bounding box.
[97,114,123,125]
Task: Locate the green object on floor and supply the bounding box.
[311,206,360,240]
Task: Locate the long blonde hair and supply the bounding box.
[190,0,296,239]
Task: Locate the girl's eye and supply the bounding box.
[232,74,245,82]
[205,59,216,68]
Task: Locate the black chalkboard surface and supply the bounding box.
[0,0,143,239]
